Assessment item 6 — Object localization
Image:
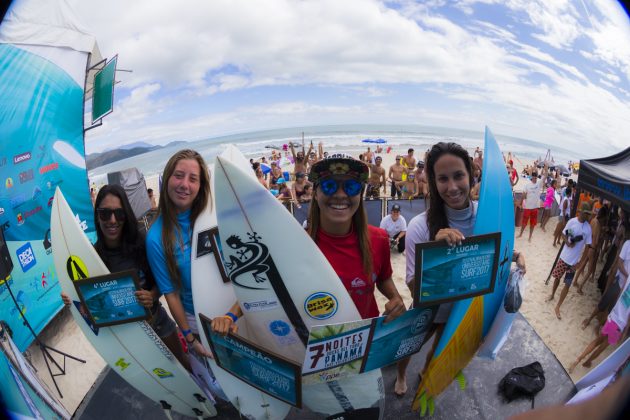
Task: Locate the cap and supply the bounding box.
[417,161,425,167]
[391,204,401,212]
[579,202,593,214]
[308,153,369,184]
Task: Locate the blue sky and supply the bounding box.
[74,0,630,155]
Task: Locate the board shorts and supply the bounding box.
[601,319,622,345]
[522,208,538,226]
[551,258,575,285]
[149,304,177,339]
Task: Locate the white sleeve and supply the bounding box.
[405,213,429,285]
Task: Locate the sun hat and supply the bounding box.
[308,153,369,184]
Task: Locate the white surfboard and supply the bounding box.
[214,156,384,418]
[50,188,216,418]
[191,146,292,419]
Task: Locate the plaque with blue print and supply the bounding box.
[73,270,149,327]
[413,232,500,307]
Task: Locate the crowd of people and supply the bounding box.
[76,139,628,416]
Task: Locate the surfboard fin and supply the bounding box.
[455,371,467,390]
[418,392,427,416]
[159,400,173,420]
[427,396,435,416]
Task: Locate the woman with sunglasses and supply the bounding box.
[394,142,526,396]
[146,149,212,357]
[306,153,405,320]
[212,154,406,341]
[61,185,189,369]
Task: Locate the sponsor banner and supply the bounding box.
[414,232,500,306]
[0,44,96,351]
[199,314,302,407]
[302,307,437,384]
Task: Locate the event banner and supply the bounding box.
[413,233,500,307]
[201,316,302,407]
[0,44,95,351]
[302,307,437,384]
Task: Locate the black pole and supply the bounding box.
[3,275,86,398]
[546,243,564,285]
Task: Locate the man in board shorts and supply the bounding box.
[518,171,543,242]
[547,202,593,319]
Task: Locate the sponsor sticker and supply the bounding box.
[242,299,280,313]
[6,178,13,189]
[269,320,291,337]
[16,213,24,226]
[115,358,130,371]
[304,292,338,320]
[153,368,174,378]
[19,169,34,184]
[39,162,59,174]
[13,152,31,165]
[66,255,89,280]
[16,242,37,272]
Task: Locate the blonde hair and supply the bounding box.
[156,149,211,289]
[307,188,372,276]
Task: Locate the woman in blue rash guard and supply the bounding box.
[146,149,213,357]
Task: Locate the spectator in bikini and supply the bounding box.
[269,161,283,189]
[300,184,313,203]
[292,172,311,202]
[575,206,609,294]
[366,156,386,199]
[395,173,417,199]
[253,162,269,190]
[388,156,406,199]
[568,244,629,374]
[290,141,313,176]
[581,232,630,331]
[540,179,557,232]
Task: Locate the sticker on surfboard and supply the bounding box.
[304,292,338,320]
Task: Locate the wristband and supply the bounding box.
[225,312,238,322]
[181,328,192,337]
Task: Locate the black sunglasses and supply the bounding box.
[96,208,126,222]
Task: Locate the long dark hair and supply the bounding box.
[157,149,211,290]
[425,142,473,240]
[93,185,145,268]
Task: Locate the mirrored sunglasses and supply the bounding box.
[96,207,126,222]
[319,178,363,197]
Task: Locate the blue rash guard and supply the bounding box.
[146,209,195,315]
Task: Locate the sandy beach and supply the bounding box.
[30,143,612,415]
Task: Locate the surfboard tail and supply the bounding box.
[412,297,483,408]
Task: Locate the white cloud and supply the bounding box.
[72,0,630,155]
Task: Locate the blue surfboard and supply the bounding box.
[413,126,515,406]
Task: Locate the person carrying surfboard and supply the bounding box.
[211,153,407,336]
[306,153,406,320]
[146,149,213,358]
[61,185,189,370]
[395,141,526,396]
